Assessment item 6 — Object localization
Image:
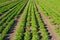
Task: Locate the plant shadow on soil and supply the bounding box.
[3,20,17,40]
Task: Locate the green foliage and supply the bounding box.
[55,27,60,36]
[24,29,31,40]
[33,2,49,40]
[0,20,14,40]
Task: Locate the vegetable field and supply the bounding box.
[0,0,60,40]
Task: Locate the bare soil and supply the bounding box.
[9,14,23,40]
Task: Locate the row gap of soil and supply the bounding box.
[28,8,32,40]
[30,8,32,40]
[23,9,28,40]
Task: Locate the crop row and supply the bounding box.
[0,0,22,14]
[39,0,60,13]
[36,0,60,36]
[0,0,9,3]
[0,1,13,8]
[33,1,49,40]
[14,0,29,40]
[0,0,28,40]
[14,0,50,40]
[31,2,39,40]
[0,0,28,32]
